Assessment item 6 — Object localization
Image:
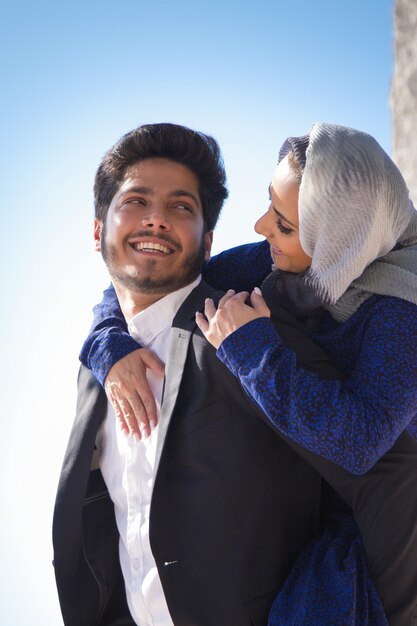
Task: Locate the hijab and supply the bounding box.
[274,122,417,322]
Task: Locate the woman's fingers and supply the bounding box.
[123,390,153,438]
[203,297,217,320]
[195,311,209,335]
[113,389,148,439]
[103,348,165,438]
[105,379,147,438]
[137,349,165,428]
[111,397,132,437]
[205,290,249,317]
[196,290,258,349]
[217,289,236,308]
[250,287,271,317]
[234,291,250,304]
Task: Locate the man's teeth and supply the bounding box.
[134,242,171,253]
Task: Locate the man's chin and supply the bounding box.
[103,237,206,295]
[128,278,176,294]
[110,270,198,294]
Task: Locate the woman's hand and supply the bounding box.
[195,288,271,349]
[104,348,165,440]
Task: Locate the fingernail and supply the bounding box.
[254,287,262,295]
[150,419,157,431]
[132,432,141,444]
[227,289,235,294]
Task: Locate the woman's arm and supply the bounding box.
[203,239,271,292]
[79,285,136,385]
[80,242,271,378]
[214,296,417,473]
[79,285,164,438]
[79,241,271,433]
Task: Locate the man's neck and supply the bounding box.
[114,284,171,324]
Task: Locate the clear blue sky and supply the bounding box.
[0,1,393,623]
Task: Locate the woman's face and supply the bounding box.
[255,156,312,273]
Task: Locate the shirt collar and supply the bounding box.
[128,276,201,347]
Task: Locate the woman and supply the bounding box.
[80,123,417,624]
[195,123,417,625]
[196,123,417,471]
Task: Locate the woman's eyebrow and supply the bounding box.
[269,185,298,228]
[273,207,298,228]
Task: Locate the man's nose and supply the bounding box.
[141,207,170,230]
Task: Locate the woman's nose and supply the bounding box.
[254,208,272,237]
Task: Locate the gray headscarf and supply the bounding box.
[278,122,417,322]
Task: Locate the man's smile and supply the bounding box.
[131,241,173,254]
[127,235,178,256]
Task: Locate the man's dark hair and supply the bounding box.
[94,123,228,231]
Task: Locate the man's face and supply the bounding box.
[94,158,212,295]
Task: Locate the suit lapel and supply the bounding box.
[154,280,220,472]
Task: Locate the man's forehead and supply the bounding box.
[123,158,196,183]
[115,158,201,203]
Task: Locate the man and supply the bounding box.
[53,123,417,626]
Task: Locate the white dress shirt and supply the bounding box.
[96,276,201,626]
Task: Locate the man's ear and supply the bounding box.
[94,219,103,252]
[204,230,213,261]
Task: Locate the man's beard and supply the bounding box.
[101,226,207,294]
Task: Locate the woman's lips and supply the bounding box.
[271,245,284,256]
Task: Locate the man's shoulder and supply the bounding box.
[175,279,225,320]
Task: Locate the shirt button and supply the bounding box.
[132,558,140,570]
[144,330,151,339]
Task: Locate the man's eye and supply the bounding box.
[175,203,193,212]
[123,198,146,206]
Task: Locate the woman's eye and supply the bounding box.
[276,218,293,235]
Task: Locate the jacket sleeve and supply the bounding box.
[217,297,417,474]
[79,241,272,384]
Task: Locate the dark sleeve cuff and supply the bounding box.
[79,328,141,386]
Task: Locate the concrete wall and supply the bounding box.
[391,0,417,204]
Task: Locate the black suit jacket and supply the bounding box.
[53,281,417,626]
